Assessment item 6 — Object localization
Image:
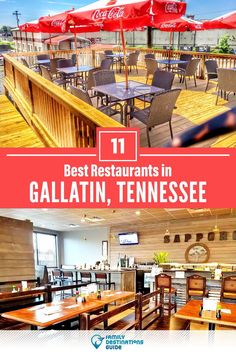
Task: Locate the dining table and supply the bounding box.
[37,59,50,66]
[1,290,134,330]
[174,299,236,330]
[105,53,127,73]
[57,65,94,87]
[157,59,188,71]
[94,80,164,126]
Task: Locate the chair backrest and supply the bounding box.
[136,289,163,330]
[127,52,138,66]
[145,53,155,59]
[93,69,116,87]
[148,89,181,128]
[70,85,93,106]
[95,273,107,281]
[41,65,53,81]
[217,68,236,92]
[145,58,158,75]
[80,298,138,330]
[57,58,73,68]
[152,70,175,91]
[80,272,91,281]
[37,54,50,61]
[71,53,77,66]
[104,50,113,55]
[86,68,100,90]
[99,52,106,62]
[222,276,236,293]
[187,275,206,292]
[62,271,73,278]
[100,58,112,70]
[155,273,172,291]
[185,58,200,76]
[205,59,218,74]
[178,54,193,69]
[21,58,29,68]
[52,269,61,278]
[50,57,63,75]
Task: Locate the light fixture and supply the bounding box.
[135,210,141,216]
[81,214,86,223]
[165,222,170,236]
[212,215,220,232]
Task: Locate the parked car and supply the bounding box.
[0,44,12,65]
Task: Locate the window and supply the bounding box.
[33,232,58,268]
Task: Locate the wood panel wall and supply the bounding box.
[0,216,35,281]
[109,215,236,265]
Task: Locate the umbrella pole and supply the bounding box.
[74,27,79,69]
[120,19,128,90]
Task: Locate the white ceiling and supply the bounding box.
[0,208,235,232]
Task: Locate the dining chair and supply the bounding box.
[70,85,123,124]
[100,58,113,70]
[93,69,118,105]
[220,276,236,302]
[80,272,92,284]
[145,53,155,59]
[145,58,158,83]
[132,89,181,147]
[104,50,113,56]
[186,275,208,302]
[20,58,41,74]
[178,58,201,89]
[155,273,177,316]
[95,273,115,290]
[36,54,50,61]
[137,70,175,106]
[50,57,63,76]
[57,58,74,68]
[205,59,218,92]
[41,65,68,88]
[126,52,139,74]
[216,68,236,105]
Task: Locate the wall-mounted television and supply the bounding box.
[118,232,139,245]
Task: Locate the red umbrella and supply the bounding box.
[19,20,40,33]
[66,0,186,87]
[203,11,236,30]
[38,9,74,33]
[155,16,204,32]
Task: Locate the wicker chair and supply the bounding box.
[41,65,68,88]
[216,68,236,105]
[20,58,41,74]
[93,69,118,105]
[205,59,218,92]
[131,89,181,147]
[178,58,200,89]
[100,58,113,70]
[186,275,208,302]
[145,53,155,59]
[36,54,50,61]
[126,52,139,74]
[138,70,175,106]
[145,58,158,83]
[70,85,123,124]
[57,59,73,68]
[50,57,63,76]
[104,50,113,56]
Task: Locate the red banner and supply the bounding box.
[0,128,235,208]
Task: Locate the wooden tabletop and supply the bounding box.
[2,291,134,328]
[175,299,236,328]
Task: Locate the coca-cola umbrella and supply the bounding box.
[66,0,187,88]
[203,11,236,30]
[154,16,204,54]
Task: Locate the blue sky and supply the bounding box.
[0,0,236,27]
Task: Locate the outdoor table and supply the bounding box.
[157,59,188,71]
[37,59,50,66]
[94,80,164,126]
[57,65,94,87]
[2,290,134,330]
[174,299,236,330]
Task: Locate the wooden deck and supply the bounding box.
[0,64,236,148]
[0,95,44,147]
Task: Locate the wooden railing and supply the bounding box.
[3,52,123,148]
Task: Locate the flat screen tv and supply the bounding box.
[118,232,139,245]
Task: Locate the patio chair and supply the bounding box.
[99,52,106,64]
[57,58,74,68]
[104,50,113,56]
[20,58,41,74]
[172,54,192,74]
[205,59,218,92]
[100,58,113,70]
[70,85,123,124]
[216,68,236,105]
[145,58,158,83]
[50,57,63,76]
[137,70,175,106]
[71,53,78,66]
[131,89,181,147]
[179,58,200,89]
[93,69,118,105]
[145,53,155,59]
[126,52,139,74]
[41,65,68,89]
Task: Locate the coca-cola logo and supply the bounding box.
[51,19,66,32]
[165,2,178,14]
[92,7,125,21]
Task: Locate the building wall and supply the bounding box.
[109,215,236,267]
[0,216,35,282]
[59,227,109,267]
